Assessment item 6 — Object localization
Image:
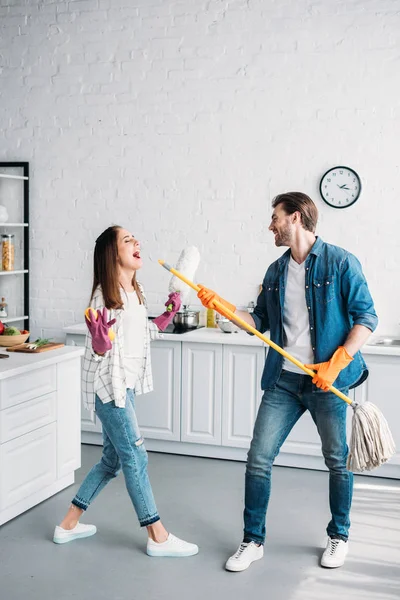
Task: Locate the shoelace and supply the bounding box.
[327,538,341,555]
[234,543,249,558]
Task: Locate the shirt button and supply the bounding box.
[312,347,315,350]
[310,327,313,330]
[306,285,309,289]
[327,281,330,285]
[308,306,311,310]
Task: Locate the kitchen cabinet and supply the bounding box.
[222,344,264,448]
[135,341,181,441]
[64,325,400,479]
[0,347,84,525]
[181,342,223,445]
[352,353,400,478]
[64,329,102,440]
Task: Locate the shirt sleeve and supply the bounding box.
[148,319,163,341]
[340,253,378,332]
[251,281,270,334]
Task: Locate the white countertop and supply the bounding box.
[63,323,400,355]
[0,346,85,380]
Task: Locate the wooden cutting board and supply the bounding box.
[6,342,65,353]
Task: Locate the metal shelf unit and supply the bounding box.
[0,162,29,331]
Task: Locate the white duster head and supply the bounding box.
[169,246,200,305]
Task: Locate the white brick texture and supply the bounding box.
[1,0,400,339]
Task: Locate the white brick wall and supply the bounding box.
[1,0,400,339]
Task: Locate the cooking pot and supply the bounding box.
[173,307,200,331]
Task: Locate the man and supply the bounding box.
[197,192,378,572]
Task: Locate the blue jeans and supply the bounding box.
[72,389,160,527]
[244,370,353,544]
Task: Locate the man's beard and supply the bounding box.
[274,226,292,246]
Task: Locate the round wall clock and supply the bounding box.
[319,166,361,209]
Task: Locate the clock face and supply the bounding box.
[319,166,361,209]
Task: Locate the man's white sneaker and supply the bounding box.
[146,533,198,557]
[53,523,97,544]
[225,541,264,572]
[321,537,348,568]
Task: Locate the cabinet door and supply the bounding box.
[353,354,400,474]
[222,345,264,448]
[65,334,102,434]
[181,343,222,445]
[0,423,57,510]
[57,357,82,478]
[135,341,181,441]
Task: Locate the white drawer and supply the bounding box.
[0,365,56,410]
[0,392,56,444]
[0,422,57,510]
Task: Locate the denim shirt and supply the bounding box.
[252,237,378,392]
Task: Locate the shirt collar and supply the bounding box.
[277,235,323,264]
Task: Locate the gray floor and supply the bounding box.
[1,446,399,600]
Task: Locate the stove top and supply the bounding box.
[162,324,204,335]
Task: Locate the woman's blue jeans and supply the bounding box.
[72,389,160,527]
[244,370,353,544]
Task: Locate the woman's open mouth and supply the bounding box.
[133,252,141,259]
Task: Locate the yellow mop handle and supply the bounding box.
[158,260,354,407]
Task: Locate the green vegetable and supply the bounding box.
[4,326,20,336]
[32,338,51,347]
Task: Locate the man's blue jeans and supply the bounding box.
[72,389,160,527]
[244,370,353,544]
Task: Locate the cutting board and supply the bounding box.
[6,343,65,353]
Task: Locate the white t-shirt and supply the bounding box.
[122,291,147,389]
[282,256,314,374]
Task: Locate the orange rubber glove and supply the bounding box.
[305,346,353,392]
[197,285,236,319]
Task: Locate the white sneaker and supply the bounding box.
[53,522,97,544]
[146,533,198,557]
[225,541,264,572]
[321,537,348,568]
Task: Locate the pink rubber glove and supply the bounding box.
[85,307,116,355]
[153,292,182,331]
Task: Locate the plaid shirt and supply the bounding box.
[82,284,161,411]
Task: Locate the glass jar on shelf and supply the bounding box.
[0,297,7,318]
[1,233,15,271]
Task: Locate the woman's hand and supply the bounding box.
[85,307,116,355]
[153,292,182,331]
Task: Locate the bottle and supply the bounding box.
[0,297,7,318]
[247,301,255,313]
[206,308,217,328]
[2,234,15,271]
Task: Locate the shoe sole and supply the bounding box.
[147,547,199,558]
[225,552,264,572]
[53,529,97,544]
[320,560,346,568]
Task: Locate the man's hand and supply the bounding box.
[305,346,353,392]
[197,285,236,319]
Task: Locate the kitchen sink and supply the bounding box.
[368,338,400,347]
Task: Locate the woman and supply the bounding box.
[53,226,198,558]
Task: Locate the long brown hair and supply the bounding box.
[272,192,318,233]
[90,225,143,309]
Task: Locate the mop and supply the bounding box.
[158,260,396,473]
[166,246,201,311]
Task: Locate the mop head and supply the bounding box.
[168,246,200,305]
[347,402,396,472]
